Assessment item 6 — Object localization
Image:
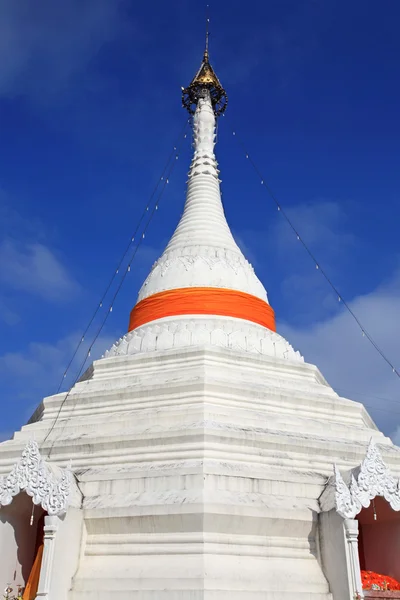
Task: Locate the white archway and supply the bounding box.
[0,441,82,600]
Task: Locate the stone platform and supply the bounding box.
[1,345,399,598]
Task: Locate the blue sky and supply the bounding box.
[1,0,400,441]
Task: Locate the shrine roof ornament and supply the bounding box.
[319,439,400,519]
[181,19,227,116]
[0,440,82,516]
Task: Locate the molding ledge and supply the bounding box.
[0,440,82,516]
[104,316,304,363]
[319,439,400,519]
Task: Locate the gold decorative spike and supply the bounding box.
[192,53,222,88]
[182,10,227,116]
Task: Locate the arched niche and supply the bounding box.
[0,491,46,593]
[0,441,83,600]
[358,496,400,584]
[319,439,400,600]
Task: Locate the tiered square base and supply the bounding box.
[1,345,399,599]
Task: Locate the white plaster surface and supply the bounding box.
[319,511,359,600]
[0,345,399,599]
[44,509,83,600]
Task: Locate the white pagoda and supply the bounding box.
[1,40,400,600]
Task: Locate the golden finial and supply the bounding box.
[182,5,228,116]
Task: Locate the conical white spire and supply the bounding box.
[166,93,239,251]
[105,68,302,364]
[138,92,268,303]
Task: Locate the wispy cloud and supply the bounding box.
[0,331,115,389]
[0,193,46,240]
[238,199,358,323]
[280,268,400,439]
[0,0,132,101]
[0,297,20,326]
[0,194,80,319]
[270,200,356,255]
[217,1,329,89]
[239,197,400,440]
[0,239,80,302]
[268,200,400,440]
[0,330,116,429]
[272,200,357,321]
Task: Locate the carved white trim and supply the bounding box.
[320,439,400,519]
[136,92,270,304]
[104,315,303,363]
[332,464,357,519]
[0,440,81,516]
[138,247,268,303]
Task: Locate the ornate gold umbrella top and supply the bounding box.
[182,19,227,116]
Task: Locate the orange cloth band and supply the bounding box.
[23,544,43,600]
[129,287,275,332]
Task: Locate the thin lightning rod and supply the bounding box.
[205,4,210,57]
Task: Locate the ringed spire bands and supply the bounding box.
[128,48,276,336]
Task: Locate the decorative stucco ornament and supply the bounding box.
[0,440,80,516]
[322,439,400,519]
[104,316,303,362]
[332,464,359,519]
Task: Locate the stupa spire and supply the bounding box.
[105,26,302,360]
[126,38,276,337]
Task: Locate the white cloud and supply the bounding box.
[0,239,80,302]
[242,197,400,441]
[280,268,400,440]
[269,200,357,309]
[0,193,46,239]
[271,200,356,255]
[0,330,116,427]
[0,195,80,323]
[0,297,20,326]
[0,331,115,388]
[240,199,358,324]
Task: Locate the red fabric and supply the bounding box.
[129,287,276,332]
[361,570,400,591]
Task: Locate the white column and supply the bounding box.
[344,518,364,600]
[35,515,60,600]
